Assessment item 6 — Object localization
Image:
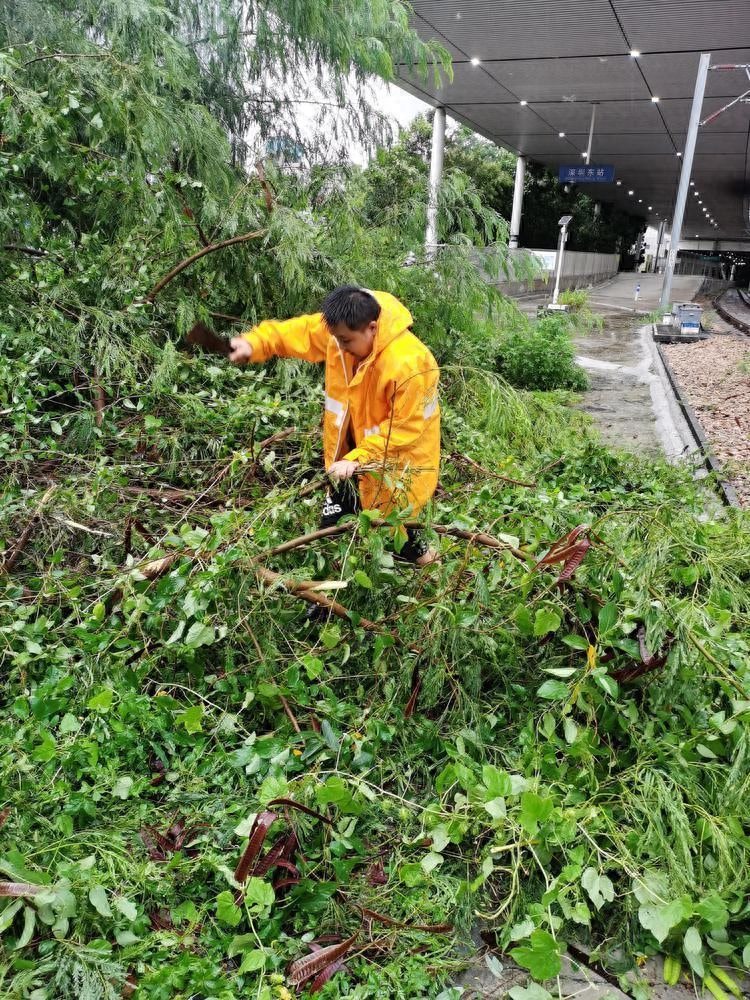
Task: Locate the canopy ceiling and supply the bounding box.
[397,1,750,239]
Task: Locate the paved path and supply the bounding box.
[512,272,703,459]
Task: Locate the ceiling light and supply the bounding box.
[519,100,527,106]
[559,131,566,137]
[698,200,702,204]
[648,206,653,210]
[582,151,588,158]
[676,151,682,157]
[638,198,643,203]
[628,189,634,195]
[616,180,622,186]
[690,181,694,186]
[630,49,641,57]
[470,57,481,66]
[651,96,660,103]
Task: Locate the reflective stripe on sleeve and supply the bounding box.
[423,397,439,420]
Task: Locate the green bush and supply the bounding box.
[495,313,588,391]
[557,288,589,310]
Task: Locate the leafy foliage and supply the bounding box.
[495,313,589,392]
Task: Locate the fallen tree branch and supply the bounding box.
[0,486,56,574]
[256,160,275,214]
[255,565,380,631]
[261,520,533,564]
[144,227,267,302]
[209,310,246,324]
[3,243,50,259]
[451,452,535,489]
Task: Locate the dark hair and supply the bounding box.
[322,285,380,331]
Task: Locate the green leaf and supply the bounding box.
[0,899,23,935]
[320,624,341,649]
[563,718,578,744]
[420,852,444,874]
[508,986,554,1000]
[597,602,618,634]
[742,942,750,968]
[638,896,692,943]
[216,890,242,927]
[244,878,275,914]
[561,634,589,651]
[484,797,506,819]
[544,666,577,678]
[683,926,703,976]
[353,569,372,589]
[176,705,204,734]
[50,420,62,436]
[115,929,140,946]
[537,679,568,701]
[315,776,361,815]
[112,776,134,800]
[533,608,561,637]
[114,897,137,922]
[165,621,185,645]
[482,764,512,798]
[302,654,324,679]
[515,605,534,637]
[184,621,215,649]
[15,905,35,949]
[595,672,619,698]
[59,713,79,734]
[694,894,728,930]
[510,929,562,981]
[86,688,113,713]
[399,863,425,887]
[519,792,554,835]
[581,868,615,910]
[89,885,112,917]
[321,719,339,751]
[239,949,267,973]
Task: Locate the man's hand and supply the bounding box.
[328,459,360,481]
[229,337,252,364]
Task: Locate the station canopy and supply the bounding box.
[397,1,750,240]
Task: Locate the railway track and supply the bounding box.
[714,287,750,335]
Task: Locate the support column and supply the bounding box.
[653,219,666,273]
[660,53,711,309]
[425,106,446,259]
[509,154,526,249]
[585,104,597,162]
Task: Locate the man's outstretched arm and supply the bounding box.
[229,313,328,364]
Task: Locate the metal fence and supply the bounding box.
[478,248,620,296]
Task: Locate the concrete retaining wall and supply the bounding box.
[478,248,620,295]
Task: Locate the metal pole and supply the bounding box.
[425,106,446,259]
[509,155,526,249]
[659,53,711,309]
[653,219,666,273]
[552,225,569,305]
[585,104,597,162]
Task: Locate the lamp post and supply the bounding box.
[551,214,573,307]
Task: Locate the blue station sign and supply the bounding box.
[559,164,615,183]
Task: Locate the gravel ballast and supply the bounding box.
[662,337,750,506]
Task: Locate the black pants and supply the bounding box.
[320,481,427,563]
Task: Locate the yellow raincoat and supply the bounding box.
[241,290,440,514]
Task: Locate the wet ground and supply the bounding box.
[514,273,704,459]
[572,315,664,457]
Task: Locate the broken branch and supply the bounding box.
[144,228,267,302]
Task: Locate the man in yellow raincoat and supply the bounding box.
[229,286,440,565]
